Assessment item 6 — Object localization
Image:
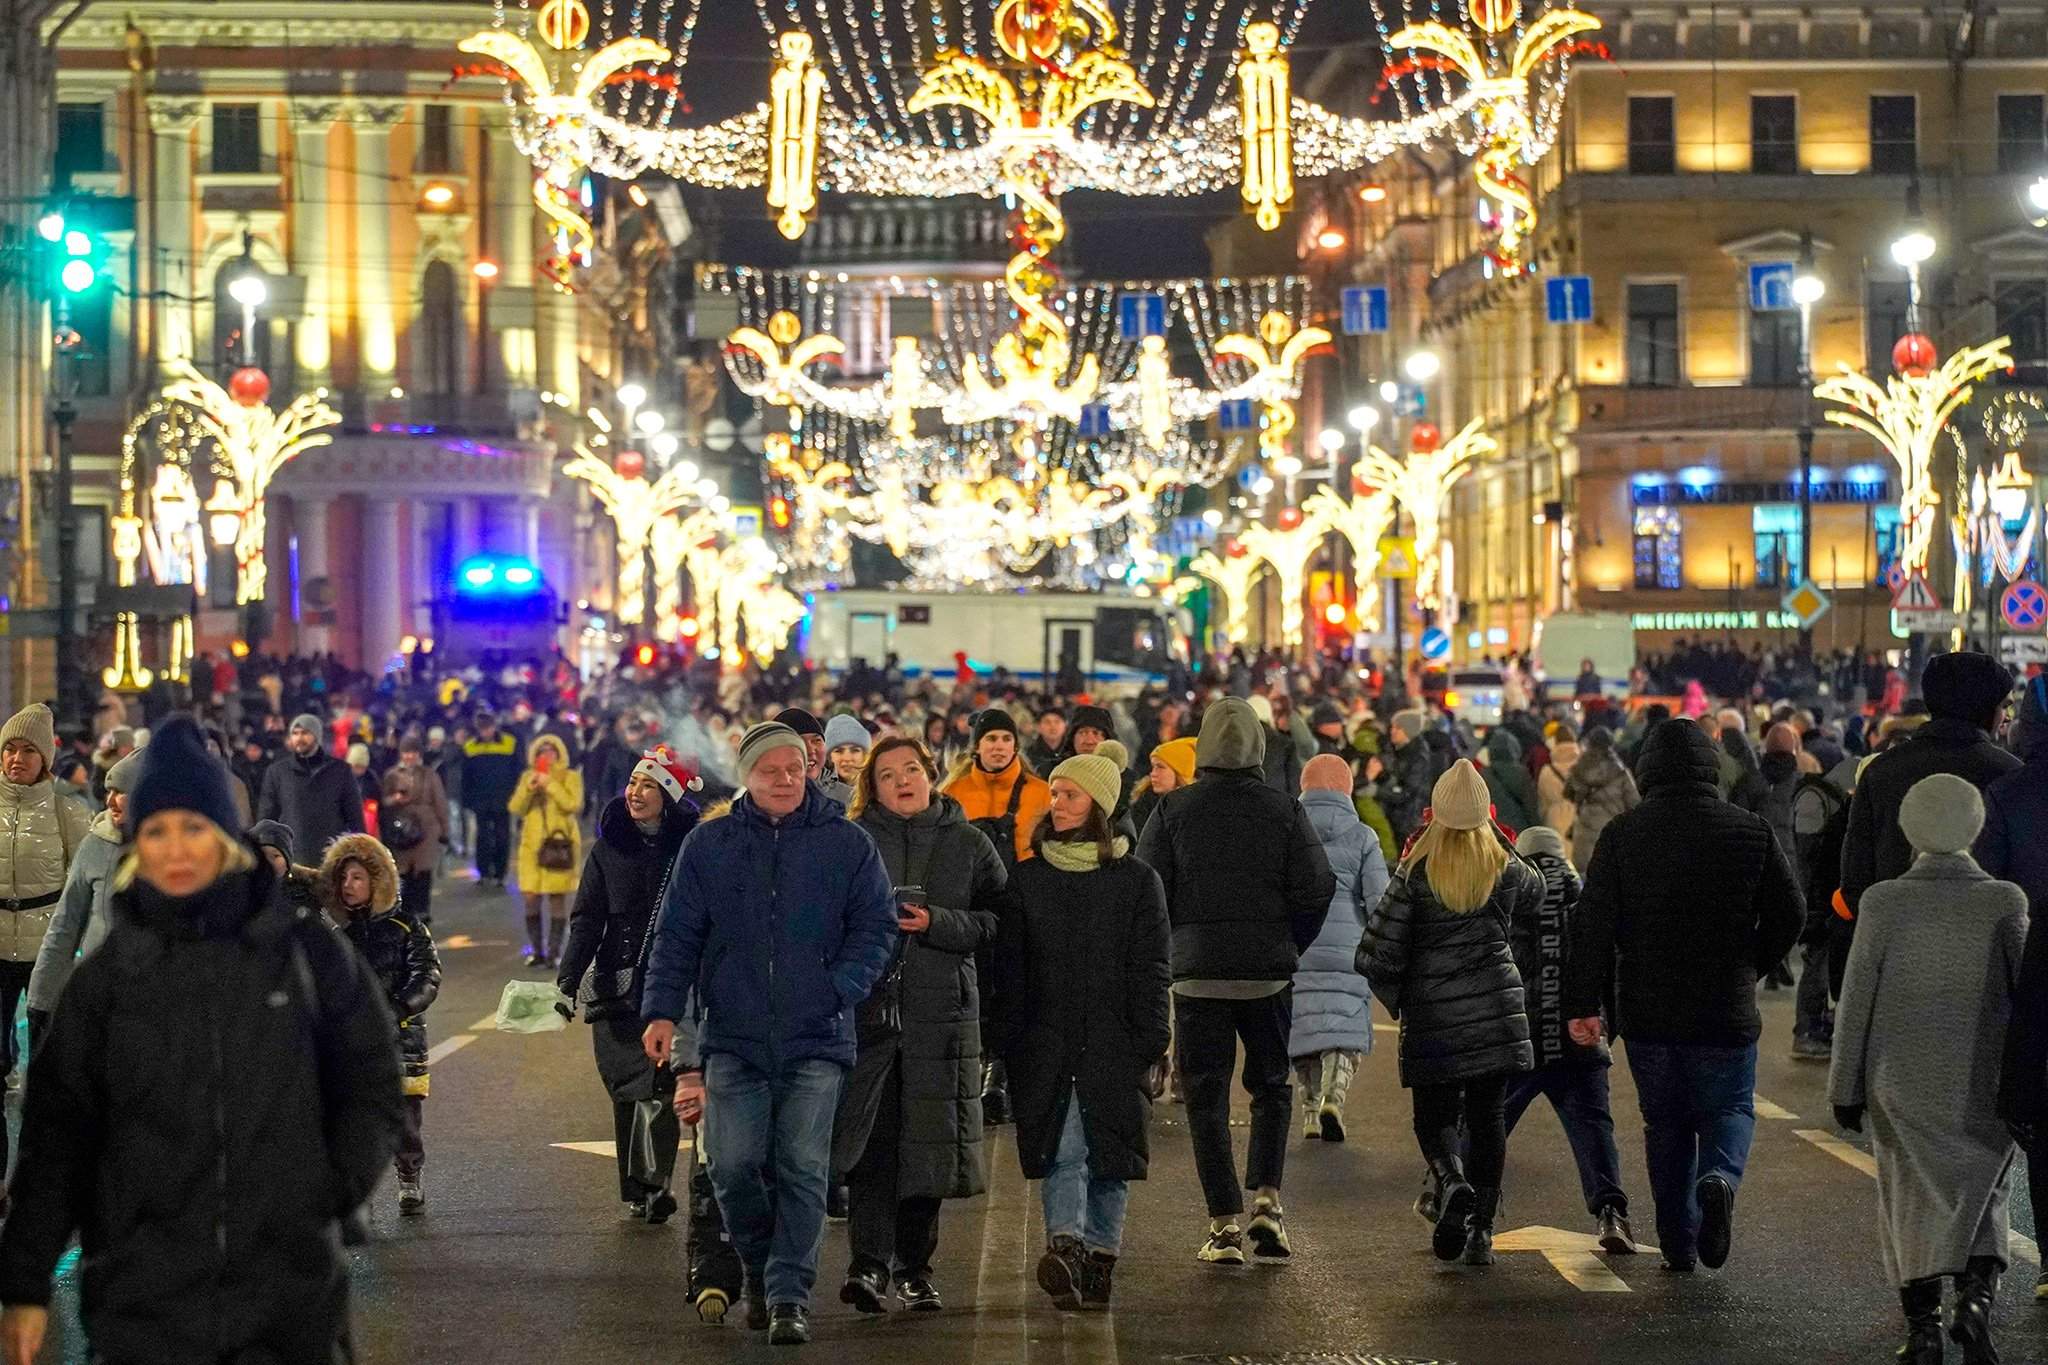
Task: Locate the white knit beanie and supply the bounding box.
[1900,773,1984,855]
[1430,759,1492,831]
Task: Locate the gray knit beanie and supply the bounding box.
[104,748,145,794]
[1900,773,1985,855]
[290,713,323,739]
[736,722,808,782]
[0,704,56,772]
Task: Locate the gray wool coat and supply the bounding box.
[1828,851,2028,1285]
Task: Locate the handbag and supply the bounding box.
[626,1095,666,1187]
[537,822,576,871]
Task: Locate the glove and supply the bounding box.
[553,1000,574,1021]
[1833,1103,1864,1133]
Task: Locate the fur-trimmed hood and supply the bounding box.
[317,832,400,920]
[527,732,571,768]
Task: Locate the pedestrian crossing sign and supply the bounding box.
[1377,534,1416,579]
[1891,571,1942,613]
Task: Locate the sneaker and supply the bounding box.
[898,1278,943,1312]
[645,1190,678,1225]
[622,1197,649,1221]
[1197,1224,1246,1266]
[767,1304,810,1345]
[1319,1104,1347,1143]
[840,1265,889,1315]
[523,951,545,969]
[397,1175,425,1215]
[1597,1206,1638,1255]
[1789,1036,1832,1062]
[1037,1235,1086,1308]
[1302,1107,1322,1140]
[1695,1175,1734,1269]
[1246,1202,1292,1260]
[694,1286,731,1324]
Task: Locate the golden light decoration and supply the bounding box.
[1237,21,1294,231]
[724,310,846,412]
[1304,483,1397,629]
[563,444,709,624]
[1137,334,1173,449]
[650,507,726,642]
[1351,416,1494,613]
[1214,310,1333,466]
[102,614,153,693]
[1238,506,1338,648]
[714,537,809,664]
[767,436,860,576]
[766,31,827,240]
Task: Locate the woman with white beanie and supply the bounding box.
[1357,758,1540,1267]
[1830,773,2027,1365]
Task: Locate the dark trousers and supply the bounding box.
[1625,1040,1756,1262]
[1793,940,1832,1043]
[847,1058,942,1281]
[473,809,511,881]
[1174,990,1293,1217]
[399,870,434,926]
[689,1153,743,1298]
[1503,1063,1628,1216]
[397,1094,425,1178]
[0,959,30,1079]
[1413,1072,1511,1189]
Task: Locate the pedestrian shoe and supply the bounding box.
[522,951,545,969]
[1950,1255,2002,1365]
[1430,1159,1475,1262]
[1079,1252,1116,1309]
[1660,1257,1697,1274]
[645,1189,678,1225]
[397,1176,425,1216]
[621,1197,649,1221]
[1247,1201,1292,1260]
[1898,1277,1944,1365]
[1302,1107,1322,1140]
[1596,1206,1638,1255]
[1694,1174,1735,1269]
[1460,1188,1500,1267]
[897,1278,943,1312]
[1319,1103,1347,1144]
[826,1183,850,1222]
[693,1286,730,1325]
[1196,1224,1247,1268]
[744,1273,771,1330]
[1038,1235,1087,1308]
[2035,1267,2048,1300]
[840,1265,890,1315]
[767,1304,810,1346]
[1789,1036,1833,1062]
[1413,1169,1442,1226]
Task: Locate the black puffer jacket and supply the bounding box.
[0,856,403,1361]
[1357,850,1539,1087]
[256,751,363,864]
[1564,720,1804,1047]
[1136,768,1335,982]
[557,795,698,1020]
[834,796,1006,1198]
[1377,737,1439,843]
[1843,716,2021,915]
[993,850,1170,1182]
[323,835,442,1088]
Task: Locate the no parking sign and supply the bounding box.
[2003,579,2048,632]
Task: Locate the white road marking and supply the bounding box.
[1491,1224,1657,1293]
[1753,1095,1799,1121]
[425,1034,478,1065]
[973,1129,1031,1365]
[1793,1128,1877,1177]
[552,1140,618,1157]
[469,1015,502,1032]
[2011,1231,2041,1265]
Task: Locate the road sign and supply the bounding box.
[1077,403,1114,437]
[1390,384,1427,418]
[1544,275,1593,325]
[1116,291,1166,338]
[1781,579,1831,629]
[0,609,62,639]
[1377,534,1417,579]
[1218,397,1256,430]
[1340,285,1389,335]
[2001,636,2048,664]
[1897,610,1963,633]
[1418,626,1451,660]
[1749,261,1797,312]
[1892,571,1943,613]
[2002,578,2048,631]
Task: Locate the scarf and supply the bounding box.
[1039,833,1130,873]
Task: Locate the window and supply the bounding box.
[417,261,461,396]
[1998,94,2046,174]
[211,104,262,173]
[53,103,105,183]
[1627,96,1675,174]
[1753,504,1803,589]
[1873,505,1901,586]
[420,104,454,173]
[1869,95,1916,174]
[1865,280,1912,371]
[1625,283,1681,387]
[1751,95,1798,174]
[1633,507,1682,589]
[1995,279,2048,368]
[1749,301,1804,386]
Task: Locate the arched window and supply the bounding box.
[418,260,461,397]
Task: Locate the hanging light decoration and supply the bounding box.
[766,31,827,240]
[1237,20,1294,230]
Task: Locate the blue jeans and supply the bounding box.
[1623,1040,1756,1262]
[1503,1063,1628,1217]
[700,1053,846,1308]
[1041,1087,1129,1256]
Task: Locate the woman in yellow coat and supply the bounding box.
[508,733,583,968]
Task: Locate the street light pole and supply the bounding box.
[51,298,81,722]
[1792,232,1824,662]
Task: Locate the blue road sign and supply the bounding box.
[1077,403,1113,437]
[1419,626,1451,660]
[1237,464,1265,491]
[1219,397,1256,431]
[2002,579,2048,631]
[1340,285,1390,335]
[1749,261,1796,312]
[1118,291,1167,338]
[1391,384,1427,418]
[1544,275,1593,325]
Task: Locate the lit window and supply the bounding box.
[1633,506,1683,590]
[1752,504,1803,588]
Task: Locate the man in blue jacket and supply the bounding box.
[642,721,898,1345]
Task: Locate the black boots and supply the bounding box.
[1079,1251,1117,1309]
[1429,1157,1474,1261]
[1037,1234,1085,1310]
[1461,1188,1500,1266]
[1897,1278,1943,1365]
[982,1060,1012,1126]
[1949,1257,2001,1365]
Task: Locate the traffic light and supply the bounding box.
[38,206,104,295]
[768,495,793,531]
[633,642,658,667]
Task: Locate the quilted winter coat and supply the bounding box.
[323,835,442,1096]
[0,775,92,964]
[1287,789,1388,1058]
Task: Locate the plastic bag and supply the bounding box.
[494,979,569,1033]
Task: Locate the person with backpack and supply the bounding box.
[508,733,583,969]
[381,734,449,927]
[1787,762,1851,1061]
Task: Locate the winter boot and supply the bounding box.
[1950,1256,2002,1365]
[1037,1234,1086,1309]
[1897,1277,1945,1365]
[1295,1061,1324,1139]
[1320,1052,1358,1143]
[1460,1187,1500,1266]
[1430,1158,1474,1261]
[1079,1251,1117,1309]
[982,1059,1012,1126]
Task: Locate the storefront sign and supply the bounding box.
[1630,610,1797,632]
[1631,480,1889,507]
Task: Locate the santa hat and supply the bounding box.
[633,744,702,803]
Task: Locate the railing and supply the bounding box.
[1575,383,1816,434]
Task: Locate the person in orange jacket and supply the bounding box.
[942,709,1051,870]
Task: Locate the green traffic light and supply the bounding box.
[59,259,96,293]
[36,212,65,243]
[62,229,91,257]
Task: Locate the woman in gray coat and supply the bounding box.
[25,748,140,1046]
[1561,727,1638,870]
[1829,773,2027,1365]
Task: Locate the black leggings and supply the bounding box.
[1412,1072,1511,1189]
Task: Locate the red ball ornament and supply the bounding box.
[227,367,270,407]
[1352,473,1381,498]
[1277,505,1304,530]
[1893,333,1938,378]
[613,449,645,480]
[1409,421,1441,454]
[1225,538,1249,559]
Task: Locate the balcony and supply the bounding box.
[332,390,538,438]
[1576,384,1816,436]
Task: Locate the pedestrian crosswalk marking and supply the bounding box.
[425,1034,478,1065]
[1540,1250,1630,1293]
[552,1140,618,1157]
[1490,1225,1656,1293]
[1752,1095,1798,1120]
[1792,1129,1876,1177]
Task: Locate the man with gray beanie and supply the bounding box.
[641,721,898,1344]
[1369,708,1441,846]
[256,712,361,867]
[1138,697,1334,1266]
[0,704,92,1089]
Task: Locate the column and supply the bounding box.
[452,497,482,563]
[289,99,341,387]
[518,501,540,562]
[361,497,402,669]
[411,499,438,635]
[296,495,331,656]
[350,100,404,389]
[146,97,202,365]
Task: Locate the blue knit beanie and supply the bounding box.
[127,716,243,836]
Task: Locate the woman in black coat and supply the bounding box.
[993,753,1170,1313]
[556,747,700,1223]
[1359,758,1539,1268]
[836,736,1006,1315]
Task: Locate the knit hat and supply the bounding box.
[127,716,242,837]
[736,722,808,782]
[1922,651,2014,728]
[1430,759,1492,831]
[823,713,872,755]
[0,703,55,772]
[346,743,371,770]
[1068,704,1115,741]
[1899,772,1985,855]
[1050,754,1122,817]
[1195,697,1266,770]
[1516,825,1569,862]
[1390,708,1426,743]
[427,726,447,745]
[1301,753,1352,793]
[1245,694,1275,726]
[290,713,323,739]
[631,743,702,802]
[1093,739,1129,772]
[772,707,825,740]
[970,708,1019,745]
[1310,702,1346,732]
[104,748,145,795]
[248,819,296,864]
[1151,737,1198,787]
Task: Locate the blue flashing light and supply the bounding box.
[1630,471,1669,488]
[1678,465,1719,490]
[1847,463,1886,485]
[454,554,544,598]
[502,564,536,586]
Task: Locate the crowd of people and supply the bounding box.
[0,635,2040,1360]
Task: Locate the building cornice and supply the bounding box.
[57,4,502,49]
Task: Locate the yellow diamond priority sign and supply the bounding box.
[1782,579,1831,629]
